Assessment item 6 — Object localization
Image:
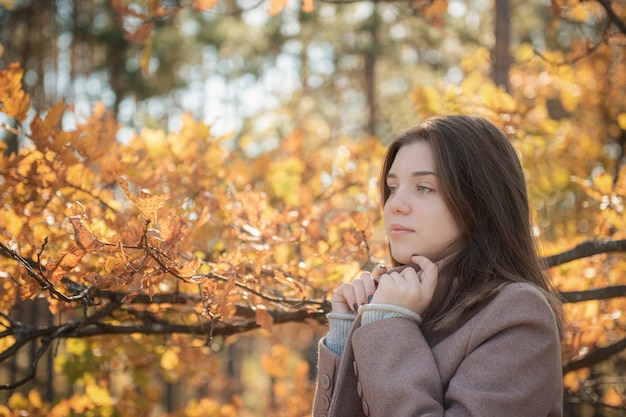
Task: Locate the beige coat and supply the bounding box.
[313,282,563,417]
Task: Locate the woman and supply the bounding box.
[313,115,564,417]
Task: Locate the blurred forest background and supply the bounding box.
[1,0,626,416]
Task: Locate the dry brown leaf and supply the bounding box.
[254,305,274,332]
[69,217,102,251]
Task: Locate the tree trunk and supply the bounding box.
[493,0,511,91]
[364,9,380,136]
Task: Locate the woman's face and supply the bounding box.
[383,141,462,264]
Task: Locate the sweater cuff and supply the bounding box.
[323,312,356,356]
[358,304,423,326]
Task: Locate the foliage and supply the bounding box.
[0,57,388,414]
[1,0,626,415]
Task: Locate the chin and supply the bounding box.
[390,251,415,265]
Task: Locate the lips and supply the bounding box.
[387,223,414,237]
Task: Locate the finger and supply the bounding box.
[351,277,369,308]
[360,273,377,303]
[333,283,358,313]
[411,255,438,292]
[399,266,421,283]
[388,271,407,283]
[371,264,387,279]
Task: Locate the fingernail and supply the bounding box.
[353,303,359,311]
[367,294,373,303]
[378,265,386,269]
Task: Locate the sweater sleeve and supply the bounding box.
[350,283,562,417]
[324,312,356,355]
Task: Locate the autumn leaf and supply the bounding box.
[423,0,448,15]
[301,0,314,12]
[45,247,86,285]
[30,100,65,150]
[193,0,219,11]
[121,273,144,303]
[253,304,274,332]
[0,62,31,121]
[126,21,153,45]
[593,172,613,196]
[18,275,40,300]
[268,0,287,16]
[117,176,170,225]
[69,217,102,251]
[140,37,153,74]
[171,256,201,278]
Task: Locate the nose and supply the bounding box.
[386,189,411,214]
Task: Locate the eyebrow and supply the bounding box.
[386,170,437,179]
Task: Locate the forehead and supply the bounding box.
[388,141,435,173]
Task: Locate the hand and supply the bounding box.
[370,255,438,315]
[331,265,388,314]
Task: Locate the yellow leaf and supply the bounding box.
[160,348,180,371]
[8,392,28,410]
[0,405,12,417]
[140,37,153,74]
[28,389,43,409]
[0,62,31,121]
[0,208,25,237]
[117,176,170,224]
[268,156,304,206]
[593,172,613,195]
[617,113,626,130]
[85,383,113,407]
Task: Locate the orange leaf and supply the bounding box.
[254,305,274,332]
[69,216,102,251]
[194,0,219,11]
[70,201,86,217]
[172,256,201,278]
[126,21,153,44]
[160,215,185,244]
[424,0,448,15]
[268,0,287,16]
[301,0,314,13]
[18,275,39,300]
[30,100,65,148]
[45,247,86,284]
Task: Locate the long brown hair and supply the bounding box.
[380,115,564,334]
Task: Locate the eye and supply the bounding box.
[416,185,434,194]
[387,184,398,194]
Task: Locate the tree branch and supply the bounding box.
[543,239,626,268]
[561,285,626,303]
[563,336,626,375]
[596,0,626,34]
